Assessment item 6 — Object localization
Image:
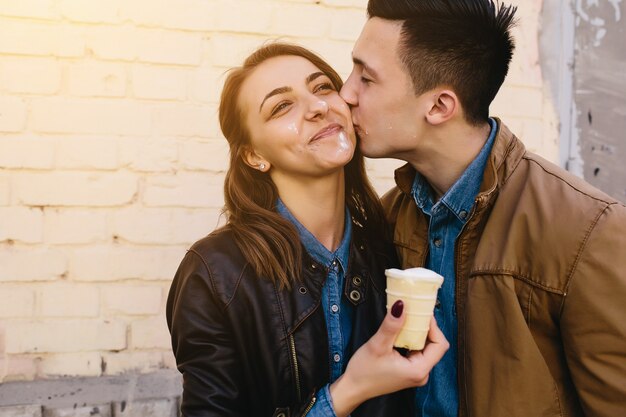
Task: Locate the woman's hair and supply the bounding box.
[218,42,387,288]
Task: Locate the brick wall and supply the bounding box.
[0,0,551,411]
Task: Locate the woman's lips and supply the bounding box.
[309,123,343,143]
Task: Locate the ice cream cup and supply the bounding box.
[385,267,444,350]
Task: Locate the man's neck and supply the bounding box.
[408,120,492,200]
[273,171,346,252]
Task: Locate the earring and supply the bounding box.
[259,163,266,170]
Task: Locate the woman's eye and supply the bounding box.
[271,102,290,117]
[314,82,334,93]
[360,76,372,84]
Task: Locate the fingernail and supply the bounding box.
[391,300,404,318]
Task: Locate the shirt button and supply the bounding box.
[331,304,339,313]
[333,353,341,363]
[459,210,468,220]
[433,238,442,247]
[332,260,337,267]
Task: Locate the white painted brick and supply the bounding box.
[2,354,38,382]
[0,207,44,243]
[0,0,60,20]
[161,0,217,31]
[131,65,188,100]
[59,0,122,24]
[112,399,177,417]
[55,137,118,170]
[153,104,215,137]
[39,284,100,318]
[85,26,137,61]
[216,1,273,33]
[0,176,9,206]
[271,4,331,37]
[0,137,55,169]
[0,247,67,282]
[0,287,35,318]
[112,207,218,244]
[209,34,269,68]
[44,208,108,244]
[38,352,101,378]
[68,62,127,98]
[321,0,366,6]
[4,320,126,353]
[329,8,367,41]
[121,0,216,31]
[14,172,137,207]
[31,99,151,135]
[143,172,224,208]
[492,86,543,119]
[295,38,354,76]
[101,350,164,375]
[0,57,62,94]
[101,285,162,315]
[0,20,85,58]
[162,349,176,370]
[70,245,185,282]
[130,316,170,349]
[118,0,165,26]
[118,137,178,173]
[43,404,111,417]
[0,97,27,133]
[0,405,42,417]
[136,30,203,66]
[189,67,225,104]
[179,139,229,172]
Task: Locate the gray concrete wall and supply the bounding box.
[0,370,182,417]
[574,0,626,202]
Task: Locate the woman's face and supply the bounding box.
[239,55,356,180]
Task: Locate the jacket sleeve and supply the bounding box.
[560,202,626,416]
[166,250,247,417]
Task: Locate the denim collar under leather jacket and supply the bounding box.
[166,219,413,417]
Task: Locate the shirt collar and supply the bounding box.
[276,198,352,272]
[411,118,498,222]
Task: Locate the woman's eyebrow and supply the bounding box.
[259,86,291,113]
[258,72,328,113]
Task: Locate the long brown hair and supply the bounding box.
[218,42,386,288]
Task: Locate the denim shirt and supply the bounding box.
[411,118,497,417]
[276,199,353,416]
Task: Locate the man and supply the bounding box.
[339,1,626,416]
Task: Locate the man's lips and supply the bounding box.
[309,123,343,142]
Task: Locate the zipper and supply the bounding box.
[302,395,317,416]
[288,334,302,402]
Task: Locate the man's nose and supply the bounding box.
[340,75,357,107]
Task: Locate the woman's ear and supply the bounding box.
[425,89,458,126]
[242,146,270,172]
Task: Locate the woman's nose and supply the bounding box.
[306,98,330,119]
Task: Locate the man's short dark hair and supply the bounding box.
[367,0,517,125]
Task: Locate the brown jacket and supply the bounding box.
[382,120,626,417]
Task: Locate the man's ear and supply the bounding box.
[242,146,270,172]
[425,89,458,126]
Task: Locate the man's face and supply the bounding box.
[341,17,429,160]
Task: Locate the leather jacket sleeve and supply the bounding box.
[166,249,248,417]
[560,202,626,416]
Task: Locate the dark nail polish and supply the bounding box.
[391,300,404,318]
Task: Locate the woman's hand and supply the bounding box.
[329,301,449,417]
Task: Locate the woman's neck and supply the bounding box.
[273,171,346,252]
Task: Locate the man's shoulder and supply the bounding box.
[519,151,621,208]
[381,185,409,224]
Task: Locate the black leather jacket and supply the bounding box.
[166,221,413,417]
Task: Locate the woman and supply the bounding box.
[166,43,447,417]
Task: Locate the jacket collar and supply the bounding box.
[393,119,525,205]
